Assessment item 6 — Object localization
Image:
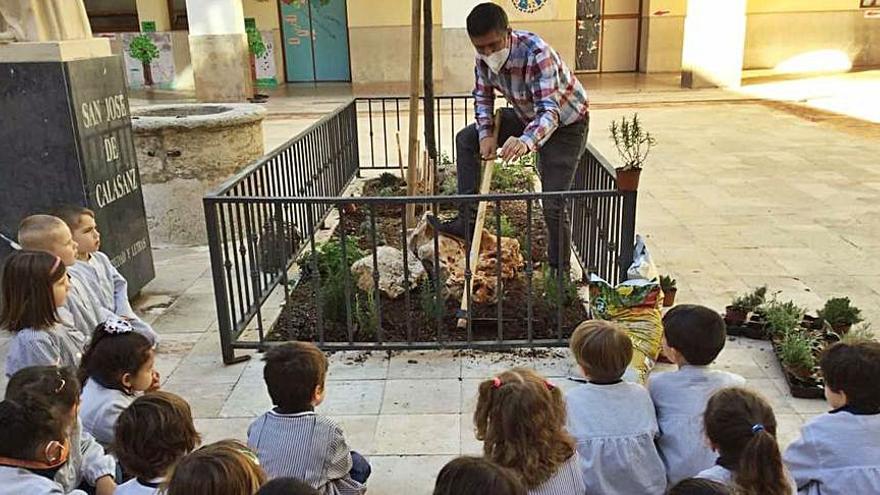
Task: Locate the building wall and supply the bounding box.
[242,0,285,83]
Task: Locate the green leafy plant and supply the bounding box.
[609,113,656,170]
[778,330,817,377]
[491,153,536,192]
[298,237,364,280]
[763,300,806,338]
[729,286,768,313]
[486,212,516,238]
[818,297,863,329]
[355,289,379,338]
[541,265,578,308]
[246,26,266,57]
[129,34,159,64]
[419,277,446,323]
[841,322,876,344]
[659,275,677,291]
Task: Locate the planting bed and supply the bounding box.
[268,159,590,344]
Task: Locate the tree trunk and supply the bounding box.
[422,0,436,167]
[142,62,153,86]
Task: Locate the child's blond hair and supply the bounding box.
[569,320,633,382]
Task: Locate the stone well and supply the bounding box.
[132,104,266,245]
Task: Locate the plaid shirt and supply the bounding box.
[474,30,589,150]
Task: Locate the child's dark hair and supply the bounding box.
[821,340,880,412]
[257,477,319,495]
[704,387,790,495]
[433,456,526,495]
[467,2,509,37]
[663,304,727,365]
[114,391,201,480]
[667,478,731,495]
[51,204,95,231]
[78,321,154,390]
[263,342,328,411]
[5,366,81,414]
[0,250,66,332]
[0,396,66,460]
[569,320,633,382]
[164,440,267,495]
[474,368,575,489]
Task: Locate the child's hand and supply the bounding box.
[147,370,161,392]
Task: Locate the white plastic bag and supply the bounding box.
[627,234,659,282]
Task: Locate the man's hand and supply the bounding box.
[499,136,529,161]
[479,136,497,160]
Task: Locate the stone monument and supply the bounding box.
[0,0,155,295]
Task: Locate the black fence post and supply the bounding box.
[618,190,638,283]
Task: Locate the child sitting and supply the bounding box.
[114,391,201,494]
[667,478,730,495]
[248,342,369,494]
[79,316,159,448]
[54,205,159,344]
[433,457,526,495]
[17,214,106,339]
[1,250,86,377]
[783,340,880,495]
[0,394,82,495]
[258,477,320,495]
[649,305,746,483]
[165,440,267,495]
[565,320,667,494]
[474,368,586,495]
[697,387,795,495]
[5,366,117,495]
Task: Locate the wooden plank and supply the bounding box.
[405,0,422,227]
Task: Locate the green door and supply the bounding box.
[280,0,351,82]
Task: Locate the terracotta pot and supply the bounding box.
[725,306,748,325]
[662,288,677,307]
[615,168,641,192]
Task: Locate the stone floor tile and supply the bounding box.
[330,415,380,456]
[374,414,460,455]
[366,455,456,495]
[381,379,461,414]
[742,378,796,415]
[713,349,773,379]
[459,348,571,379]
[460,415,482,456]
[460,379,482,415]
[162,379,236,418]
[327,351,390,381]
[151,292,218,333]
[319,380,386,415]
[775,413,806,451]
[194,417,252,444]
[219,380,271,418]
[387,350,461,379]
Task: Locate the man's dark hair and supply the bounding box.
[257,477,319,495]
[263,342,328,411]
[662,304,727,365]
[821,340,880,412]
[467,3,509,37]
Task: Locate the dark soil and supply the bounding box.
[270,175,588,344]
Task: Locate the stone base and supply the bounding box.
[0,38,111,62]
[189,33,253,102]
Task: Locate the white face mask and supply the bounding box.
[481,46,510,74]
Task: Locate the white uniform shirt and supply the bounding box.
[55,420,117,492]
[784,408,880,495]
[648,365,745,483]
[0,465,87,495]
[115,477,163,495]
[80,379,137,448]
[565,381,668,495]
[697,462,797,494]
[4,308,86,377]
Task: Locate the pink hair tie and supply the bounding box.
[492,377,502,389]
[50,256,62,274]
[545,380,555,390]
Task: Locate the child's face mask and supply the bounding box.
[0,438,70,471]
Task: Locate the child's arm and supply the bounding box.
[16,333,62,369]
[77,428,117,488]
[323,427,367,494]
[783,427,823,491]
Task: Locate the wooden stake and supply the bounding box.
[457,111,503,329]
[405,0,422,228]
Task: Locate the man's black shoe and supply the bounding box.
[427,214,473,241]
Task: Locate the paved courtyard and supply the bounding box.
[1,71,878,494]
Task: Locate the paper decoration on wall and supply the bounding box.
[255,30,278,88]
[512,0,548,13]
[121,32,175,89]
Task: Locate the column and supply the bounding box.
[680,0,747,88]
[185,0,252,102]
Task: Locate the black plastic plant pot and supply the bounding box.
[725,306,748,325]
[783,371,825,399]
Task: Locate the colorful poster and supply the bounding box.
[121,32,175,90]
[255,30,279,88]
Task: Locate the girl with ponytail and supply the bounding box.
[697,387,795,495]
[78,316,159,448]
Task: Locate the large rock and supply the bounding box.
[350,245,426,299]
[407,212,524,304]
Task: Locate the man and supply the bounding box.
[429,2,590,273]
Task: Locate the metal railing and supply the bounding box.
[204,96,636,363]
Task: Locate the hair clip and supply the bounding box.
[103,316,133,335]
[751,423,765,435]
[50,256,62,275]
[492,377,502,389]
[545,380,555,390]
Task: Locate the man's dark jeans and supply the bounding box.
[455,108,589,269]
